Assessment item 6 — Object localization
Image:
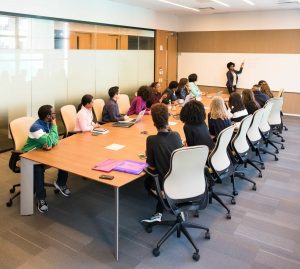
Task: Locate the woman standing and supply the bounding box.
[226,61,244,94]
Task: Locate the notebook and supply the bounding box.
[91,128,109,135]
[113,160,149,175]
[92,159,121,172]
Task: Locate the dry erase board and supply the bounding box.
[178,53,300,93]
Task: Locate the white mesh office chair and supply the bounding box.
[93,98,105,122]
[208,125,236,219]
[60,105,80,137]
[268,97,285,143]
[259,102,283,155]
[231,115,259,191]
[117,94,130,115]
[143,146,210,261]
[276,89,288,131]
[7,117,56,207]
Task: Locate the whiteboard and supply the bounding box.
[178,53,300,93]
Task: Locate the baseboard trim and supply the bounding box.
[283,113,300,117]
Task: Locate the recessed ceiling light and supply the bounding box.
[211,0,230,7]
[158,0,200,12]
[243,0,255,5]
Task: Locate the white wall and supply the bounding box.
[0,0,178,31]
[177,10,300,31]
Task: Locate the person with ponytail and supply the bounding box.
[75,94,101,132]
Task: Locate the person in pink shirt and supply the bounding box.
[75,94,101,132]
[127,85,151,115]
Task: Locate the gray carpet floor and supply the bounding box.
[0,116,299,269]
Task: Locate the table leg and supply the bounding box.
[114,186,119,261]
[20,157,36,215]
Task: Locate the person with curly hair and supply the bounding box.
[127,85,152,115]
[226,61,244,94]
[180,100,214,150]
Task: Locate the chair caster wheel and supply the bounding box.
[204,231,210,240]
[193,252,200,261]
[10,188,15,194]
[258,173,262,178]
[226,213,231,219]
[193,211,199,218]
[275,150,279,154]
[232,191,238,196]
[252,185,257,191]
[145,226,152,233]
[281,145,285,149]
[275,157,279,161]
[54,189,59,194]
[231,198,236,205]
[6,200,12,207]
[261,165,265,170]
[153,248,160,257]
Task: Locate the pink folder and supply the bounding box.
[92,159,121,172]
[113,160,149,175]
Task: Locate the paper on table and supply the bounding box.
[105,144,125,151]
[168,121,178,126]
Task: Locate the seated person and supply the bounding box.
[188,73,201,100]
[180,100,214,150]
[228,92,248,122]
[127,85,151,115]
[102,86,127,122]
[141,103,182,223]
[259,80,274,98]
[242,88,260,115]
[148,82,163,107]
[208,96,231,142]
[22,105,70,213]
[161,81,178,104]
[75,94,101,132]
[176,78,189,100]
[252,84,269,108]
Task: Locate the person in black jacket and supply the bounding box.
[226,61,244,94]
[180,100,214,150]
[242,88,260,115]
[161,81,178,104]
[252,84,269,108]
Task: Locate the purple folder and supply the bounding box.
[113,160,149,175]
[93,159,121,172]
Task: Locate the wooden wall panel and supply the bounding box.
[178,30,300,54]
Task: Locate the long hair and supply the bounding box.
[77,94,93,111]
[260,83,274,98]
[210,96,229,120]
[228,92,245,113]
[242,89,260,108]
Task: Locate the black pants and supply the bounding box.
[34,164,68,200]
[144,175,164,214]
[227,85,236,94]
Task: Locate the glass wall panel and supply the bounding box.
[0,14,154,151]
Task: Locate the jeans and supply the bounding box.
[34,164,68,200]
[144,175,164,214]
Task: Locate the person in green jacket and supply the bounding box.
[23,105,70,213]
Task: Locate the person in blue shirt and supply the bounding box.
[252,84,269,108]
[188,73,201,99]
[176,78,189,100]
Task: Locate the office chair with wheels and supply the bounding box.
[277,89,288,131]
[231,115,259,192]
[60,105,81,138]
[143,146,210,261]
[93,98,105,123]
[117,94,130,115]
[6,117,57,207]
[267,97,285,143]
[259,102,284,154]
[208,125,237,219]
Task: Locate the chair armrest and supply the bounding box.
[9,150,23,173]
[64,131,82,138]
[143,168,170,211]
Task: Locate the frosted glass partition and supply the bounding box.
[0,15,154,151]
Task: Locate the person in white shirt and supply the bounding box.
[75,94,101,132]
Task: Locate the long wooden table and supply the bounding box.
[20,94,228,261]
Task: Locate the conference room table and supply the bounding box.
[19,93,228,261]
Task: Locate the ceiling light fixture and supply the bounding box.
[158,0,200,12]
[243,0,255,5]
[211,0,230,7]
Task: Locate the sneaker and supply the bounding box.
[54,181,71,197]
[37,200,48,213]
[141,213,162,223]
